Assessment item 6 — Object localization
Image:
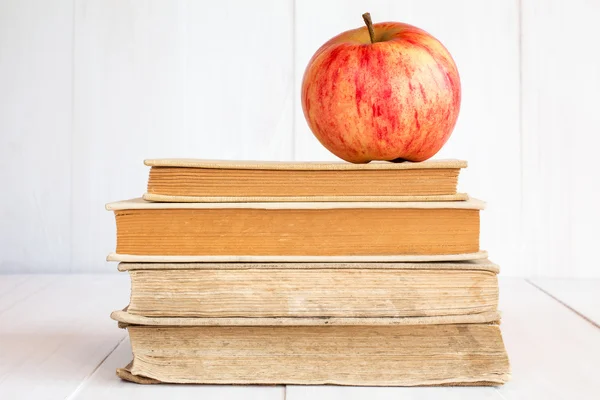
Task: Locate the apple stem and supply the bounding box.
[362,12,376,44]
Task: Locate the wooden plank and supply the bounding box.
[495,278,600,398]
[287,278,600,398]
[0,274,129,399]
[72,0,294,272]
[521,0,600,277]
[0,0,73,273]
[287,386,502,400]
[528,278,600,326]
[2,276,598,398]
[0,275,57,314]
[0,275,30,295]
[70,338,285,399]
[293,1,521,275]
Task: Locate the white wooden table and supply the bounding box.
[0,275,598,399]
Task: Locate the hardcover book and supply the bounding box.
[106,198,486,262]
[119,259,499,318]
[143,158,468,202]
[111,311,510,386]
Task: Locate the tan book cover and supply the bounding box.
[106,198,486,262]
[143,158,468,202]
[111,311,510,386]
[119,259,499,318]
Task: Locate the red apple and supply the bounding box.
[301,13,461,163]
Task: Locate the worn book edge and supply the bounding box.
[116,258,499,272]
[144,158,468,170]
[107,250,489,263]
[106,197,485,211]
[117,363,161,384]
[142,192,470,203]
[116,362,508,386]
[111,309,501,327]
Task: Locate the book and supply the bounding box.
[143,158,468,202]
[111,311,510,386]
[119,259,499,318]
[106,198,486,261]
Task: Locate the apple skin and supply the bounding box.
[301,22,461,163]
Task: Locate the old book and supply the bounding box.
[106,198,485,262]
[143,158,468,202]
[111,311,510,386]
[119,259,499,318]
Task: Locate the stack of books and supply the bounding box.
[107,158,510,386]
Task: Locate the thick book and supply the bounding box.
[106,198,486,262]
[143,158,468,202]
[119,260,499,318]
[111,311,510,386]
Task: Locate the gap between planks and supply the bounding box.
[65,336,127,400]
[525,279,600,330]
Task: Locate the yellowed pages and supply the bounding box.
[107,198,484,259]
[143,159,468,202]
[116,322,510,386]
[124,267,498,318]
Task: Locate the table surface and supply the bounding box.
[1,274,599,400]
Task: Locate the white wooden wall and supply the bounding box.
[1,0,599,277]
